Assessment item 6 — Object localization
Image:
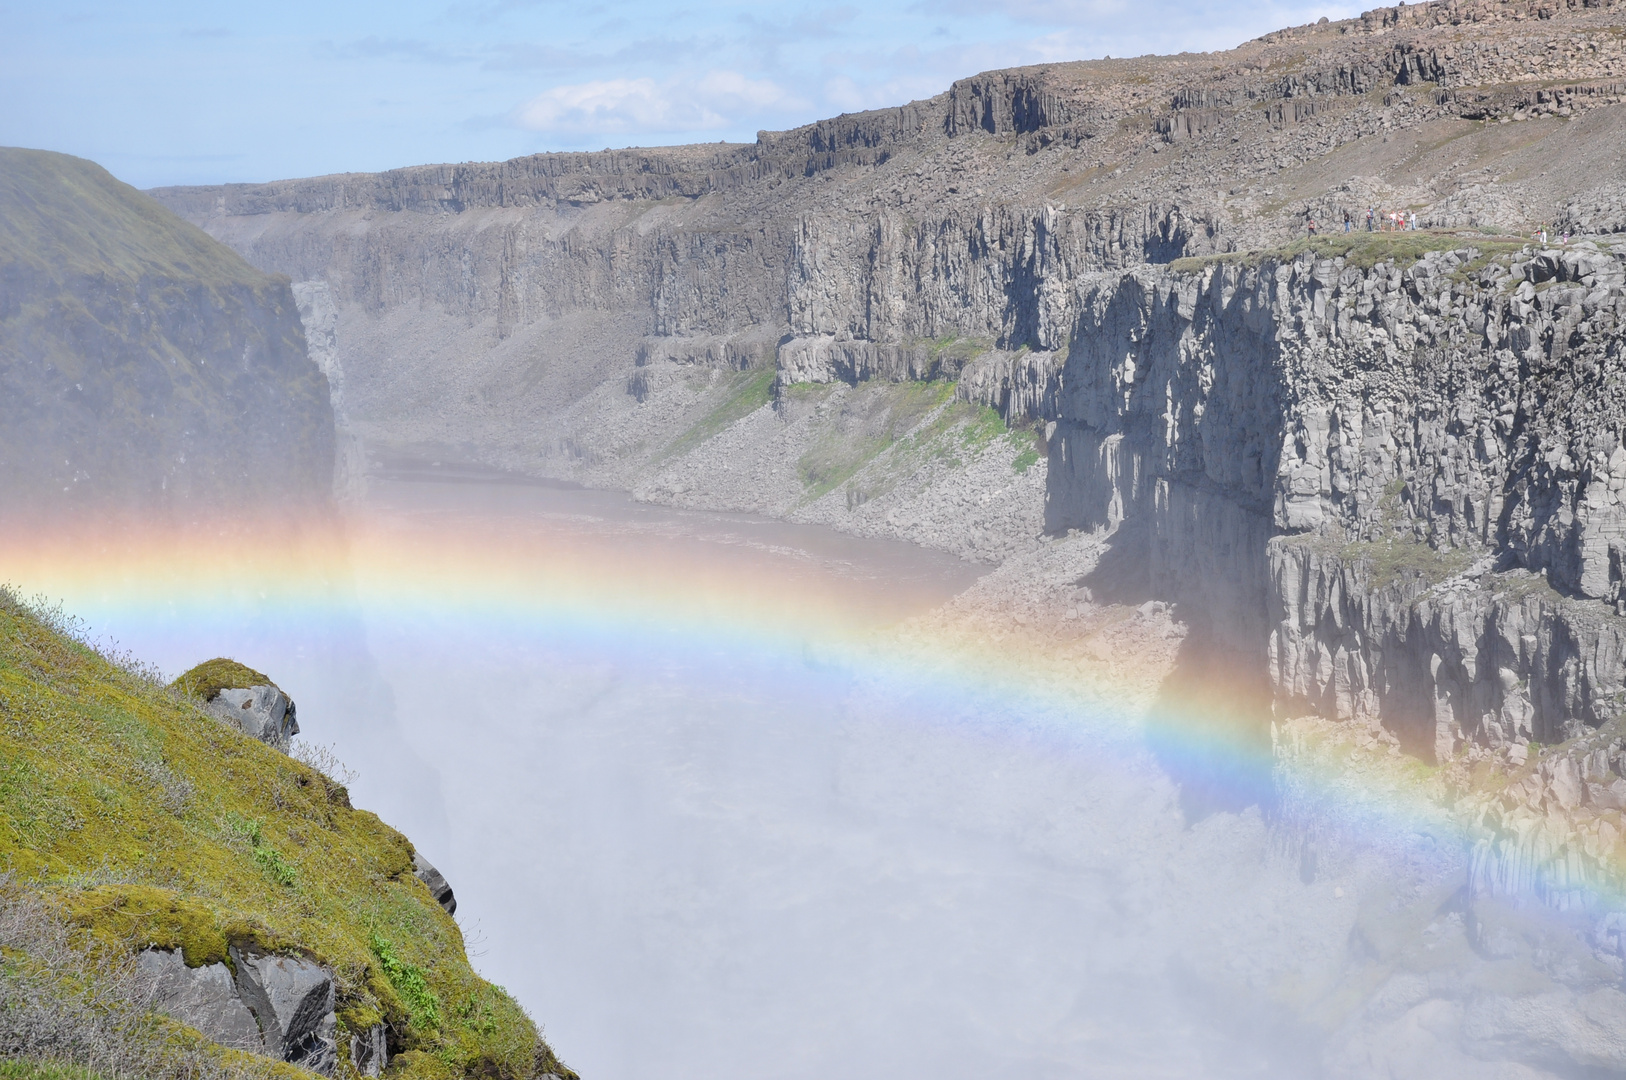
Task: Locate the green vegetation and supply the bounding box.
[0,588,573,1080]
[797,380,956,500]
[371,932,442,1032]
[665,367,776,457]
[1341,535,1477,589]
[224,813,298,888]
[173,658,274,702]
[0,148,272,291]
[1012,446,1041,474]
[1170,232,1527,275]
[916,334,994,375]
[0,1064,106,1080]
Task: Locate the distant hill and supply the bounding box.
[0,147,333,508]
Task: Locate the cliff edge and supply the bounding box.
[1,148,334,508]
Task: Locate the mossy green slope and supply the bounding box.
[172,658,276,702]
[0,147,334,508]
[0,150,269,289]
[0,595,574,1080]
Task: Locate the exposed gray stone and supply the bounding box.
[350,1022,389,1077]
[136,948,262,1053]
[230,946,337,1074]
[206,685,300,752]
[413,851,457,916]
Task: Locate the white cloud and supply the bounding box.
[515,69,802,135]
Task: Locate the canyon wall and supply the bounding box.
[1048,244,1626,763]
[149,0,1626,760]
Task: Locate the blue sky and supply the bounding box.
[0,0,1356,189]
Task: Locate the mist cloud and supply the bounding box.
[515,70,803,135]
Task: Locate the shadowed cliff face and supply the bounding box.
[0,148,334,508]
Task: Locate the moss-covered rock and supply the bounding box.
[173,658,276,702]
[0,593,575,1080]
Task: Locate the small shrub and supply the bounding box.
[371,933,441,1032]
[290,740,358,789]
[223,813,296,888]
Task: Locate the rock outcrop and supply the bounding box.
[1041,242,1626,761]
[412,851,457,916]
[175,659,303,752]
[204,684,300,752]
[139,947,342,1075]
[229,947,338,1073]
[136,948,262,1054]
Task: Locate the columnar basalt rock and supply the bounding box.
[1044,244,1626,756]
[149,0,1626,765]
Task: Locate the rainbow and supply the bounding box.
[1,501,1620,917]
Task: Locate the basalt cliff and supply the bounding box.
[154,0,1626,879]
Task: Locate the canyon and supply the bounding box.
[46,0,1626,1072]
[151,0,1626,770]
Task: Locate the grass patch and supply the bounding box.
[916,335,994,375]
[1007,424,1045,474]
[372,931,442,1032]
[1170,233,1527,275]
[798,380,956,500]
[0,587,571,1080]
[172,658,273,703]
[1342,535,1477,589]
[0,148,271,291]
[224,813,297,888]
[0,1063,111,1080]
[664,367,776,458]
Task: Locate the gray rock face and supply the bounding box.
[230,946,337,1073]
[1034,246,1626,754]
[206,685,299,751]
[146,0,1626,911]
[350,1023,388,1078]
[150,0,1626,514]
[412,851,456,915]
[0,148,336,511]
[136,946,352,1076]
[1270,537,1626,759]
[136,949,262,1053]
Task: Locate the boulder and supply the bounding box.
[230,946,337,1074]
[413,851,457,915]
[136,948,262,1052]
[206,685,300,752]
